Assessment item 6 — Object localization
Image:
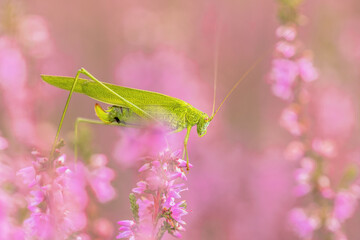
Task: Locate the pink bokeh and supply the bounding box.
[0,0,359,239]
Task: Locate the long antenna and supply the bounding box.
[209,56,263,121]
[211,24,221,116]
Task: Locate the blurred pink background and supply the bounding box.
[1,0,360,239]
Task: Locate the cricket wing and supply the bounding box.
[41,75,192,124]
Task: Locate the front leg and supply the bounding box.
[182,125,192,171]
[50,69,83,159]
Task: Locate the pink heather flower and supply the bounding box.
[294,182,312,197]
[276,25,297,41]
[284,141,305,161]
[23,212,52,239]
[89,153,108,167]
[271,59,299,84]
[276,41,296,58]
[18,151,88,239]
[297,57,318,82]
[289,208,319,239]
[87,154,116,203]
[132,181,147,194]
[293,159,315,197]
[16,166,37,187]
[294,169,311,186]
[318,176,334,199]
[279,106,304,136]
[271,6,356,240]
[136,196,154,225]
[333,190,358,222]
[271,83,293,100]
[300,157,315,172]
[118,150,190,239]
[270,58,299,100]
[28,190,45,210]
[326,217,341,232]
[117,220,135,239]
[312,139,337,158]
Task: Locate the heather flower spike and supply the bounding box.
[117,150,190,240]
[270,0,360,239]
[17,146,88,239]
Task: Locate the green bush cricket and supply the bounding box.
[42,60,259,169]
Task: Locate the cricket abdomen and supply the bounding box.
[95,104,144,127]
[95,103,204,132]
[109,106,140,125]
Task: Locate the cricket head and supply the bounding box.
[197,113,211,137]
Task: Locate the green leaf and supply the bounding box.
[129,193,139,223]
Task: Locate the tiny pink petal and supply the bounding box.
[138,163,150,172]
[90,154,108,167]
[276,25,297,41]
[298,57,318,82]
[276,41,296,58]
[117,220,135,227]
[284,141,305,161]
[116,230,133,239]
[288,208,318,238]
[334,191,358,221]
[17,166,36,186]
